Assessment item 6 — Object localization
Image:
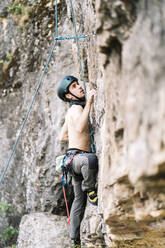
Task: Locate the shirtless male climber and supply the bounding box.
[57,75,98,248]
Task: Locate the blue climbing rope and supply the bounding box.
[69,0,86,96]
[69,0,96,153]
[0,0,59,186]
[55,34,96,41]
[55,0,58,38]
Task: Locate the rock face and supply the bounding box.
[0,0,165,247]
[17,213,71,248]
[97,0,165,247]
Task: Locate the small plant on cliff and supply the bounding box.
[0,52,14,74]
[0,52,13,65]
[8,5,23,15]
[2,226,18,242]
[7,3,33,28]
[0,201,13,216]
[0,202,18,247]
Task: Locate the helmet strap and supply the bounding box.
[68,91,86,102]
[69,100,85,108]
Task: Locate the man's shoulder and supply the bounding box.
[70,104,83,111]
[68,104,83,116]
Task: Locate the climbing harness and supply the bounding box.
[62,156,72,226]
[62,155,75,187]
[0,0,96,187]
[61,153,78,226]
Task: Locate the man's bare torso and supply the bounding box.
[67,105,91,152]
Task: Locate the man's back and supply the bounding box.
[67,105,91,152]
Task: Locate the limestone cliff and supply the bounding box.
[0,0,165,247]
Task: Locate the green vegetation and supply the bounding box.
[0,202,18,247]
[0,52,14,73]
[8,5,23,15]
[0,201,13,216]
[2,227,18,241]
[0,52,14,64]
[7,2,34,28]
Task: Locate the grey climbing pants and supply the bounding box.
[66,149,98,240]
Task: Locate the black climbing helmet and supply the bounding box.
[57,75,78,102]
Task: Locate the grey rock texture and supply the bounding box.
[97,0,165,247]
[17,213,71,248]
[0,0,165,247]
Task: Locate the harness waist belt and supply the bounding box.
[66,148,89,156]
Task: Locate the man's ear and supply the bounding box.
[65,93,72,100]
